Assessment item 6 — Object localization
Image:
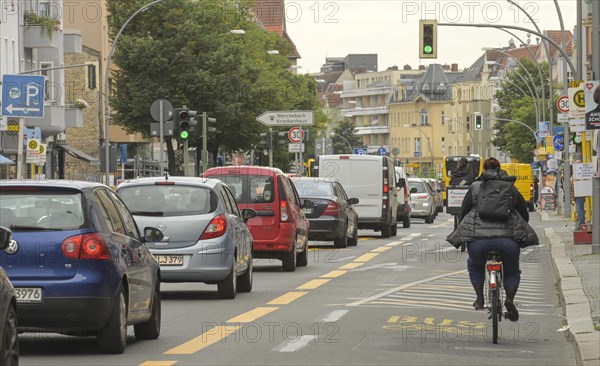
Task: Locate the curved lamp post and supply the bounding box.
[103,0,165,185]
[490,76,540,124]
[330,132,352,153]
[404,124,433,177]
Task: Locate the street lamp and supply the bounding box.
[330,132,352,153]
[489,76,540,124]
[450,118,475,155]
[104,0,165,186]
[491,117,538,142]
[404,124,433,177]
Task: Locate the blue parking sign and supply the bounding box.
[353,148,367,155]
[2,74,45,118]
[377,147,387,156]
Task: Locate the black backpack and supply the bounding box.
[472,179,515,221]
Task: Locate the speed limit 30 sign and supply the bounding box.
[557,95,569,113]
[288,127,305,143]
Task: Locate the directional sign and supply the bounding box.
[256,111,314,127]
[2,74,45,118]
[557,95,569,113]
[288,127,304,143]
[377,147,387,156]
[354,148,368,155]
[553,134,564,151]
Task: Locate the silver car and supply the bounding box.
[408,178,436,224]
[116,176,256,299]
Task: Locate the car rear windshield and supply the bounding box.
[292,180,333,196]
[118,185,217,216]
[208,175,274,204]
[0,190,85,230]
[408,181,427,194]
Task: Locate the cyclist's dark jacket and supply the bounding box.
[446,169,538,248]
[449,167,475,186]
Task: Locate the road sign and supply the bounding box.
[151,121,174,137]
[557,113,570,123]
[150,99,173,122]
[377,147,387,156]
[1,74,45,118]
[557,95,569,113]
[288,127,304,143]
[584,80,600,130]
[568,86,585,119]
[26,138,40,163]
[354,148,368,155]
[256,111,314,127]
[288,143,305,153]
[553,134,564,151]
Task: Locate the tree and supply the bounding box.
[492,59,554,162]
[332,118,362,153]
[106,0,319,174]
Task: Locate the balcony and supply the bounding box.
[25,104,65,138]
[341,106,389,117]
[340,86,395,98]
[22,12,60,48]
[355,126,390,135]
[64,106,84,128]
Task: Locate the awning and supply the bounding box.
[57,144,100,164]
[0,154,15,165]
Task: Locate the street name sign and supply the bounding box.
[256,111,314,127]
[2,74,45,118]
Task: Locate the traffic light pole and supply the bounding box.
[183,139,190,176]
[202,112,208,173]
[268,127,273,168]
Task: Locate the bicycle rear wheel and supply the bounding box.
[491,288,499,344]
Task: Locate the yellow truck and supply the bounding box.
[501,163,535,212]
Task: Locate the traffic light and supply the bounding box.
[474,113,483,130]
[260,132,272,149]
[174,108,197,140]
[419,19,438,59]
[275,131,287,147]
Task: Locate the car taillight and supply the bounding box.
[61,233,111,260]
[487,263,502,271]
[416,194,429,199]
[200,214,227,240]
[323,201,339,216]
[280,200,289,222]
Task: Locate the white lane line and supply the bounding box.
[320,310,349,322]
[346,269,468,307]
[337,256,358,262]
[275,335,317,352]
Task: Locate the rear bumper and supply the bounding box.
[253,222,296,255]
[307,218,345,241]
[150,247,234,283]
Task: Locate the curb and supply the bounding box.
[545,226,600,366]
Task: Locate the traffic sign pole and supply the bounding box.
[16,118,24,179]
[159,100,164,175]
[268,127,273,168]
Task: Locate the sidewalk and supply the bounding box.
[541,209,600,366]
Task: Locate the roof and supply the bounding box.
[403,64,453,102]
[0,180,106,189]
[117,176,221,189]
[545,30,573,60]
[203,166,286,176]
[254,0,301,59]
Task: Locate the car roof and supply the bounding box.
[203,166,286,176]
[116,176,221,189]
[293,177,337,183]
[0,179,106,190]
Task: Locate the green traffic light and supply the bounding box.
[423,45,433,54]
[180,130,189,139]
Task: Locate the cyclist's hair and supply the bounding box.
[483,157,501,170]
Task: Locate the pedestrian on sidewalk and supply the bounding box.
[571,160,586,230]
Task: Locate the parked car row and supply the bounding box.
[407,177,441,224]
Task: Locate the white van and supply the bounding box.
[394,166,411,228]
[315,154,398,238]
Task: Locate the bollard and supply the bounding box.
[593,176,599,254]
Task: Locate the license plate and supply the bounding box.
[302,208,312,214]
[154,255,184,266]
[15,288,43,303]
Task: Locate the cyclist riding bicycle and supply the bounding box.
[449,157,475,186]
[447,157,539,322]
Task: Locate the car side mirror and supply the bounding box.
[242,208,257,222]
[302,199,315,209]
[348,198,359,205]
[0,226,12,250]
[410,187,418,194]
[397,178,406,188]
[143,227,164,242]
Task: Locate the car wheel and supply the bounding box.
[282,243,297,272]
[347,225,358,246]
[134,281,161,340]
[218,263,237,299]
[334,223,348,248]
[1,303,19,366]
[237,256,253,293]
[425,214,432,224]
[296,245,308,267]
[391,221,397,236]
[402,217,411,228]
[381,224,391,238]
[98,288,127,354]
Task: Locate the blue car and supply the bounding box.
[0,226,18,365]
[0,181,164,354]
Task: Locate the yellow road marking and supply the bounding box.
[385,241,401,247]
[164,325,240,355]
[267,292,307,305]
[321,270,347,278]
[371,247,391,253]
[139,362,178,366]
[227,307,279,323]
[338,262,363,270]
[354,253,380,262]
[387,316,401,323]
[297,279,331,290]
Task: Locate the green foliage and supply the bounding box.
[24,11,58,39]
[492,59,554,163]
[106,0,319,172]
[332,118,362,153]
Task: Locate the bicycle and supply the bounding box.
[485,250,504,344]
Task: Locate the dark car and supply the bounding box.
[116,176,256,299]
[292,177,359,248]
[0,226,18,365]
[0,180,164,354]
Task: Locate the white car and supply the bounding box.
[408,178,436,224]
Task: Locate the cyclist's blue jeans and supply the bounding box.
[467,237,521,291]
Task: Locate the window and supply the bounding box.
[441,137,446,152]
[441,111,445,125]
[107,190,140,240]
[96,189,125,235]
[420,109,428,126]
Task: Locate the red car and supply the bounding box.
[203,166,312,272]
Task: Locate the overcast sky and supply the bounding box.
[284,0,578,74]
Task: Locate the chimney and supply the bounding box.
[419,65,426,70]
[403,64,412,70]
[451,63,459,72]
[387,65,399,71]
[442,64,450,70]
